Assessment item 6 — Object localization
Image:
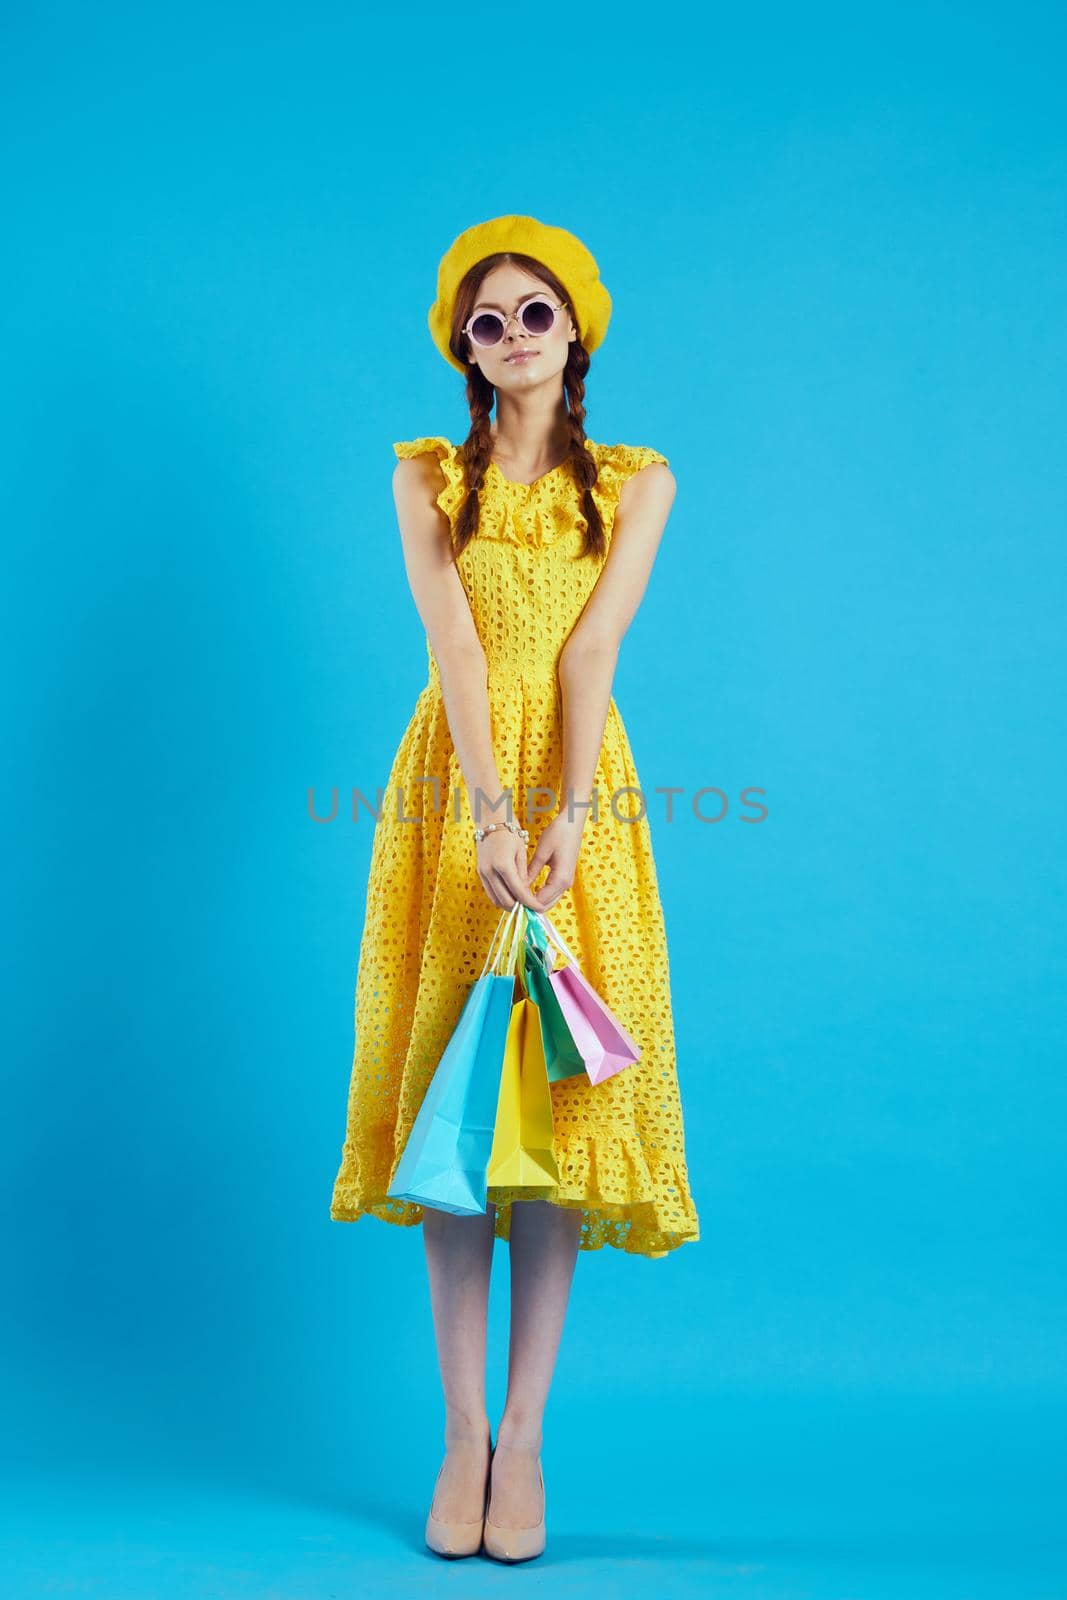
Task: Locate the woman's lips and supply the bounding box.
[505,351,538,363]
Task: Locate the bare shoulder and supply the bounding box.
[617,456,677,514]
[392,449,448,505]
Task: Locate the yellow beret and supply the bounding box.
[428,213,613,375]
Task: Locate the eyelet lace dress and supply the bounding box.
[329,436,700,1258]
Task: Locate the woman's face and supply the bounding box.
[464,264,576,388]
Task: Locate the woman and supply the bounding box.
[330,214,700,1562]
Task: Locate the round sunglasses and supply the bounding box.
[463,294,568,350]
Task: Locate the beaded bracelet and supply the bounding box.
[473,818,530,844]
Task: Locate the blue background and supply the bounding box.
[3,3,1065,1596]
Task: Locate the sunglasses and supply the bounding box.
[463,294,568,349]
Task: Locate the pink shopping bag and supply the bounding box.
[525,910,642,1085]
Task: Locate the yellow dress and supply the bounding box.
[329,436,700,1259]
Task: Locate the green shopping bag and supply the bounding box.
[519,908,587,1082]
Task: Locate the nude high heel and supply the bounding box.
[482,1445,546,1563]
[424,1440,492,1558]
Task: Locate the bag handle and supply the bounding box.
[478,901,525,980]
[502,901,526,976]
[479,901,520,978]
[526,908,579,970]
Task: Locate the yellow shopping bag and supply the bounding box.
[485,995,560,1190]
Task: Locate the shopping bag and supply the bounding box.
[387,902,526,1215]
[520,910,587,1082]
[485,986,560,1190]
[526,909,642,1085]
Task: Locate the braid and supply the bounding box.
[562,340,606,559]
[451,365,495,557]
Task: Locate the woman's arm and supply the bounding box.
[392,453,542,911]
[526,461,676,907]
[558,461,676,806]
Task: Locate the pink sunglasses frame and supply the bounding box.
[462,294,569,349]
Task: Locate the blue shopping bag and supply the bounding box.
[387,902,525,1216]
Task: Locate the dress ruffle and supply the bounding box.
[331,1126,699,1259]
[393,435,469,529]
[586,442,669,537]
[393,437,670,550]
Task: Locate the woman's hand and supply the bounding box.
[523,813,586,912]
[476,828,545,911]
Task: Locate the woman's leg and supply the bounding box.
[422,1202,496,1517]
[490,1199,583,1523]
